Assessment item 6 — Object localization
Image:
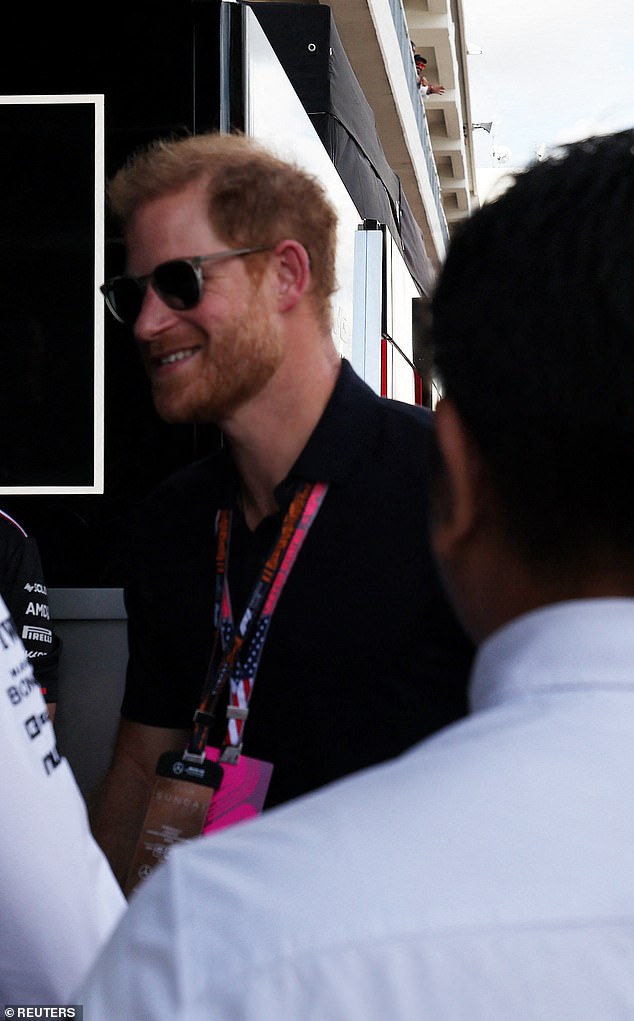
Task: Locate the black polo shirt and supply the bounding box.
[122,360,473,807]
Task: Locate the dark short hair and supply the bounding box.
[431,130,634,565]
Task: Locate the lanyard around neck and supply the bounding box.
[184,479,328,763]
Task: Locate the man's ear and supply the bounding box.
[431,397,486,562]
[271,240,311,313]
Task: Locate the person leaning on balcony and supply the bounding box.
[415,54,445,96]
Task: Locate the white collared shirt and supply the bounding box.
[80,599,634,1019]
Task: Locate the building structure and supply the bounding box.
[251,0,478,265]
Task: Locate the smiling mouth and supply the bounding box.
[155,347,200,368]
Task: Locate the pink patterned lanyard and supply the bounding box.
[185,481,328,765]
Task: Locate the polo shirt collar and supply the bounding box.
[213,360,381,509]
[278,359,380,500]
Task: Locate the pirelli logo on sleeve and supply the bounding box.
[21,625,52,644]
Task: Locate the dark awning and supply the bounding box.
[249,2,437,297]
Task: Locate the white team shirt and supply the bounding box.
[0,595,125,1004]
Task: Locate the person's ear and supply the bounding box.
[270,240,311,312]
[431,397,486,562]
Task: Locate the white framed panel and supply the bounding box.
[352,227,383,394]
[0,94,104,494]
[383,232,418,404]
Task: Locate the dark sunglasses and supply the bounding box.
[100,246,272,326]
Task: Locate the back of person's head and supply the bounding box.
[108,131,338,329]
[431,129,634,567]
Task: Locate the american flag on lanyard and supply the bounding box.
[226,615,271,747]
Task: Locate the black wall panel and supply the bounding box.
[0,1,224,584]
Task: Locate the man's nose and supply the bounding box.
[133,284,180,341]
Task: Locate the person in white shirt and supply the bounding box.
[78,128,634,1019]
[0,595,125,1004]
